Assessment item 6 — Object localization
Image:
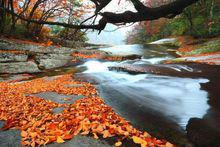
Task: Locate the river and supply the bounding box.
[75,44,220,145]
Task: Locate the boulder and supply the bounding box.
[186,118,220,147]
[36,53,72,69]
[38,58,69,69]
[0,52,28,62]
[0,61,40,74]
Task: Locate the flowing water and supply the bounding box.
[76,44,220,144]
[79,44,209,127]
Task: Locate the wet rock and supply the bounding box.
[52,107,65,114]
[32,92,84,104]
[0,61,40,74]
[0,129,21,147]
[0,121,4,128]
[109,63,220,78]
[186,118,220,147]
[0,53,28,62]
[121,54,142,60]
[47,135,112,147]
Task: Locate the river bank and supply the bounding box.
[167,36,220,65]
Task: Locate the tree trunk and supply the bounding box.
[0,0,6,33]
[9,0,16,33]
[208,0,214,35]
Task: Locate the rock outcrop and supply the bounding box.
[0,61,40,74]
[0,38,78,73]
[0,52,28,62]
[186,118,220,146]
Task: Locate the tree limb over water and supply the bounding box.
[0,0,199,33]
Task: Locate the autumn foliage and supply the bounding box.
[0,74,174,146]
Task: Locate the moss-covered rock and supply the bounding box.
[184,39,220,56]
[149,38,181,47]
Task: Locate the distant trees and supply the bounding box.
[126,0,220,44]
[0,0,86,38]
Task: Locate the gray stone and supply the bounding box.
[43,76,62,81]
[35,52,73,69]
[0,39,76,54]
[36,54,72,60]
[65,84,84,88]
[47,135,112,147]
[35,53,72,69]
[0,74,32,82]
[0,61,40,74]
[52,107,65,114]
[0,53,28,62]
[32,92,84,104]
[38,58,69,69]
[0,121,4,129]
[0,129,21,147]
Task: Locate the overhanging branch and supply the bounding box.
[1,0,199,33]
[1,7,106,31]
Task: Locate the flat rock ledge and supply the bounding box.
[0,38,78,74]
[0,61,40,74]
[0,121,21,147]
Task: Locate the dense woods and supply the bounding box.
[0,0,90,41]
[126,0,220,44]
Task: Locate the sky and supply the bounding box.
[87,24,133,45]
[86,0,136,45]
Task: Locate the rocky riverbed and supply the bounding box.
[1,38,220,146]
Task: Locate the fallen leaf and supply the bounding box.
[103,130,110,138]
[93,133,99,139]
[81,130,90,135]
[21,131,28,138]
[132,136,145,144]
[30,132,37,138]
[63,134,73,140]
[115,141,122,146]
[165,142,174,147]
[56,136,65,143]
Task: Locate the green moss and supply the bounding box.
[169,58,186,63]
[185,39,220,55]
